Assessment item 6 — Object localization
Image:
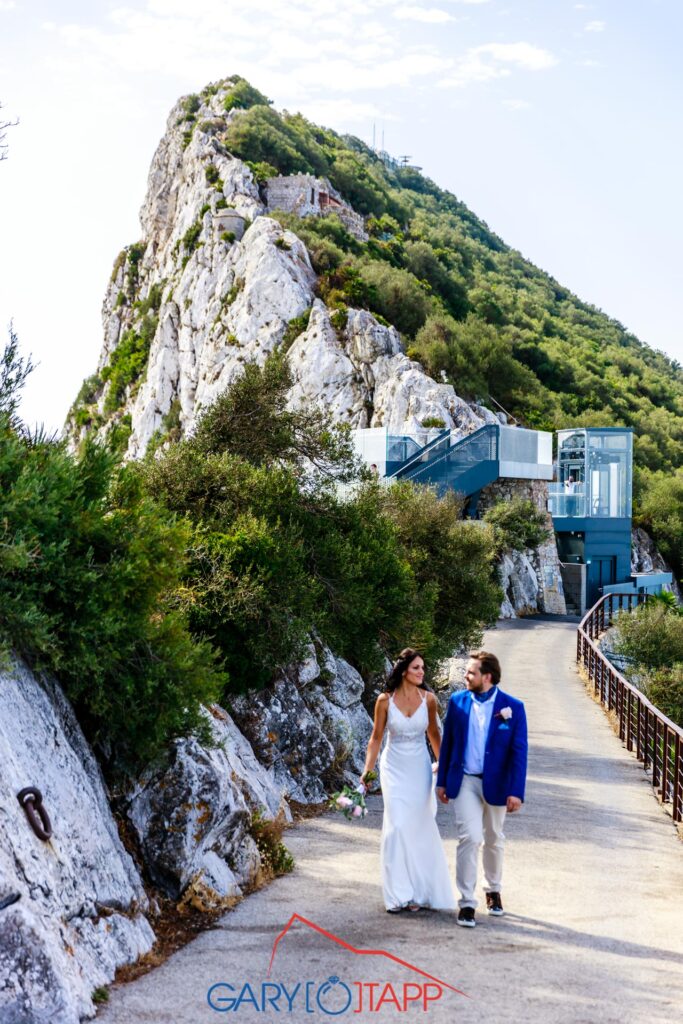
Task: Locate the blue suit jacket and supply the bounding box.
[436,687,528,806]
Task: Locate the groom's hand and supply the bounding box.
[436,786,449,805]
[506,796,522,813]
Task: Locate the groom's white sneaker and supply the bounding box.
[457,908,476,928]
[486,892,504,916]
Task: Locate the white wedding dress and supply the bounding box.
[379,692,456,910]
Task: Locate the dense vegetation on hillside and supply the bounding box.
[0,329,225,768]
[221,96,683,475]
[213,76,683,579]
[142,355,502,693]
[2,335,500,769]
[614,597,683,727]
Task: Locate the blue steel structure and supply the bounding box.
[548,428,635,608]
[387,424,500,512]
[380,422,671,614]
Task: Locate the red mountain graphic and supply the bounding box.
[268,913,468,997]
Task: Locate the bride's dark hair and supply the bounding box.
[385,648,428,693]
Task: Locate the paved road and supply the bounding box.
[99,620,683,1023]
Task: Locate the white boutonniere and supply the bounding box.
[495,707,513,720]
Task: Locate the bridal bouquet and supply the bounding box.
[329,771,377,821]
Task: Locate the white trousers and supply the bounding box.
[452,774,507,909]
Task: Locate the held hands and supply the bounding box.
[506,796,522,813]
[435,786,449,805]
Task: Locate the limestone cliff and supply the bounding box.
[67,82,485,457]
[66,80,561,623]
[0,658,154,1023]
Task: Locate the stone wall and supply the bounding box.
[478,479,567,617]
[265,173,368,241]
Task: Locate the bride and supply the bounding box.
[361,648,456,913]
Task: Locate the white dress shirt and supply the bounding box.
[463,690,496,775]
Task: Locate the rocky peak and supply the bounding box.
[67,80,487,458]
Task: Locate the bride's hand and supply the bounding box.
[431,762,438,774]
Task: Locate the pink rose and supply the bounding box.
[352,805,363,818]
[336,795,353,809]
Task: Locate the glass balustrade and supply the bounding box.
[548,485,587,518]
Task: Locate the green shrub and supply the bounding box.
[73,407,94,428]
[249,810,294,877]
[636,468,683,582]
[379,482,501,662]
[180,218,204,266]
[483,498,551,553]
[643,665,683,728]
[281,308,311,352]
[223,78,271,113]
[125,242,145,298]
[197,119,226,135]
[317,264,376,310]
[107,414,133,456]
[421,417,446,429]
[247,160,279,183]
[101,315,158,414]
[614,602,683,671]
[274,237,291,251]
[220,231,235,244]
[72,373,102,410]
[222,280,244,308]
[412,314,542,406]
[330,307,348,333]
[269,212,346,273]
[358,260,434,337]
[205,164,220,184]
[183,94,201,117]
[0,406,225,770]
[134,281,164,317]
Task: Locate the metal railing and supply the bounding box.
[387,429,451,479]
[401,424,498,485]
[577,592,683,824]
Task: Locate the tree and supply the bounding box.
[0,322,34,421]
[0,101,18,161]
[191,354,356,477]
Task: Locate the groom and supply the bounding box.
[436,650,527,928]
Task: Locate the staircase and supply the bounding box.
[388,424,500,499]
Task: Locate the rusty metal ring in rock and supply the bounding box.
[17,786,53,841]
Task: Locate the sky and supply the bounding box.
[1,0,682,432]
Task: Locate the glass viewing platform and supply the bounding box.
[548,428,633,519]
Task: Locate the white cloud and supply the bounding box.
[296,52,453,91]
[300,97,398,129]
[477,42,558,71]
[394,6,453,23]
[585,20,606,32]
[0,1,17,10]
[439,40,556,88]
[503,98,530,110]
